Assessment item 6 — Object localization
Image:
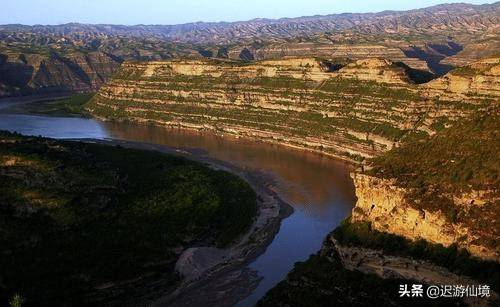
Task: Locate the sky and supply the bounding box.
[0,0,495,25]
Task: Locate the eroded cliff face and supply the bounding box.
[425,57,500,99]
[0,51,121,97]
[322,237,497,306]
[228,44,433,72]
[351,173,499,261]
[87,57,490,163]
[337,58,412,85]
[139,58,332,81]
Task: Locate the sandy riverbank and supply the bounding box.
[74,138,294,306]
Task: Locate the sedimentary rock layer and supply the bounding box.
[351,173,499,261]
[324,237,497,306]
[426,56,500,99]
[87,57,492,162]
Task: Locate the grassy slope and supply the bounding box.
[0,131,257,305]
[18,93,95,116]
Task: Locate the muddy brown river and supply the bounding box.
[0,98,356,306]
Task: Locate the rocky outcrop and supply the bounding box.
[337,58,411,85]
[425,57,500,99]
[139,57,332,81]
[325,237,497,306]
[350,173,499,261]
[227,43,433,72]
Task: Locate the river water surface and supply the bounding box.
[0,98,356,306]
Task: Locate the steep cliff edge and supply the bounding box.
[425,57,500,99]
[259,216,500,306]
[351,173,498,260]
[86,57,493,163]
[259,107,498,306]
[352,110,499,261]
[258,222,499,306]
[337,58,413,85]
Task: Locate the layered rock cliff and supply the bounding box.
[0,51,121,97]
[425,56,500,99]
[1,2,498,98]
[258,81,498,306]
[351,109,499,261]
[351,173,499,261]
[228,43,433,72]
[86,57,493,163]
[337,58,412,85]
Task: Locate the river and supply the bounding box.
[0,98,356,306]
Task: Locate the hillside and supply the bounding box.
[426,56,500,98]
[0,51,120,97]
[85,56,496,163]
[1,2,499,97]
[360,109,499,260]
[259,109,500,306]
[0,37,200,97]
[0,132,257,305]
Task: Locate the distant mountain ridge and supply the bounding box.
[0,2,498,97]
[1,2,498,44]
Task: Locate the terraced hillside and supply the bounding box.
[87,57,497,163]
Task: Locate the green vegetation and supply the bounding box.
[333,219,500,292]
[258,248,464,307]
[319,77,421,101]
[40,94,94,115]
[18,94,95,116]
[0,131,257,305]
[250,76,315,89]
[368,110,498,214]
[450,66,478,77]
[9,294,24,307]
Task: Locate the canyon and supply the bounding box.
[1,2,499,305]
[1,2,498,97]
[0,51,121,96]
[86,56,498,163]
[85,53,499,305]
